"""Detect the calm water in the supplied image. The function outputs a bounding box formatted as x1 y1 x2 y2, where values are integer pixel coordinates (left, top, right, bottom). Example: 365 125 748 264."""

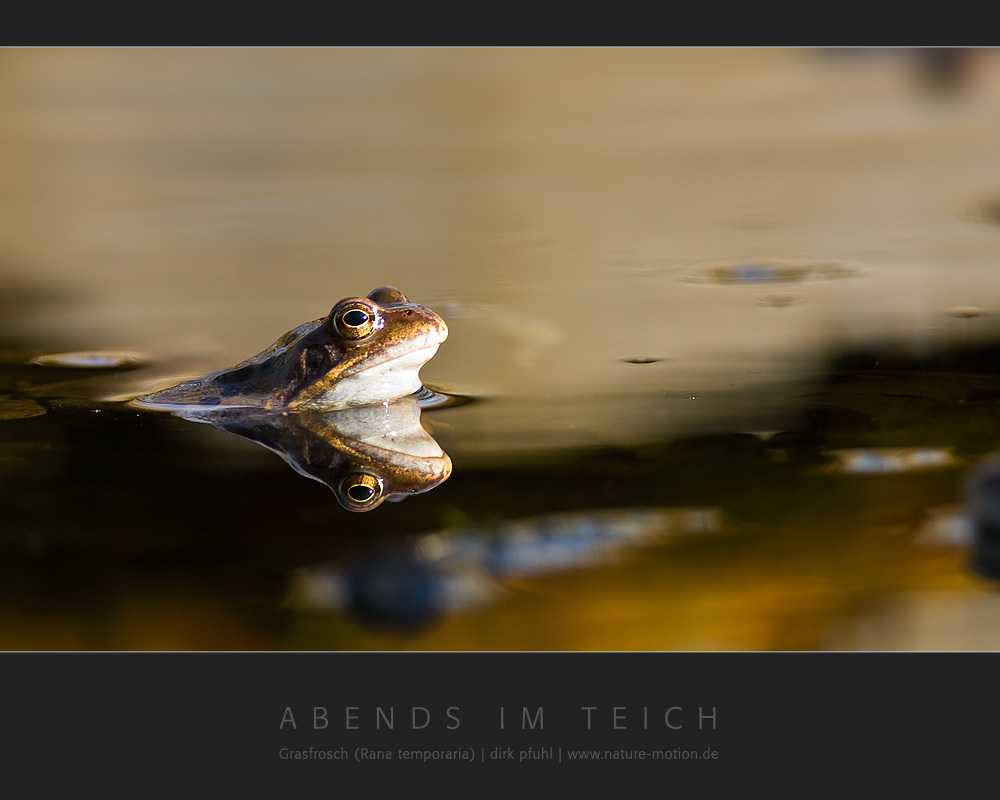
3 48 1000 649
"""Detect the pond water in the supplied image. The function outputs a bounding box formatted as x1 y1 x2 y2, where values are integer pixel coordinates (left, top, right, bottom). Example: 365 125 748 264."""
3 48 1000 649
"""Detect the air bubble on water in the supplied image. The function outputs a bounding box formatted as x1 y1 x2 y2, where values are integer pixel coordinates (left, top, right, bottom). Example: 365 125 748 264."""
31 351 147 369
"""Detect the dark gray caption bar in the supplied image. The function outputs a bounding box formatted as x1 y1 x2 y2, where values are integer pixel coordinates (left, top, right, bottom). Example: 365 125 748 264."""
4 653 997 794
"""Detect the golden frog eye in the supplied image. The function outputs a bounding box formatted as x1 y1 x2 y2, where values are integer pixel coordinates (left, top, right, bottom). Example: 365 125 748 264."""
331 299 380 340
337 472 385 511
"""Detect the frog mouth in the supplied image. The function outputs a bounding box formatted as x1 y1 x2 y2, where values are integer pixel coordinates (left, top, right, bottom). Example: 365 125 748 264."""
294 338 444 410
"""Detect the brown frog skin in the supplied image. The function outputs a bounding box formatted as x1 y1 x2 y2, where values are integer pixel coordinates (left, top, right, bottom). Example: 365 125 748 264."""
135 287 448 411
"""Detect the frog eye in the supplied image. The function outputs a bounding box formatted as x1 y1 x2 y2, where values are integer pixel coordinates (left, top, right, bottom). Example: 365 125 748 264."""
331 299 380 340
337 472 385 511
367 286 408 306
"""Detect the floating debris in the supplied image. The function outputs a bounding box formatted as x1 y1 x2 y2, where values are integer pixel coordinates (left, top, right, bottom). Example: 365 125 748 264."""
755 295 802 309
464 507 723 577
947 306 987 321
620 356 665 365
0 396 46 420
822 447 960 475
681 260 864 286
287 506 726 627
31 351 147 369
973 198 1000 226
913 505 974 548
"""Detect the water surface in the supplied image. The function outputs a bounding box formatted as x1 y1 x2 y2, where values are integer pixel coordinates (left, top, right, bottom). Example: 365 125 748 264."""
3 48 1000 649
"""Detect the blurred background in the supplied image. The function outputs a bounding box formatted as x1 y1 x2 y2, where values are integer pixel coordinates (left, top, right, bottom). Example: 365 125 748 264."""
3 48 1000 650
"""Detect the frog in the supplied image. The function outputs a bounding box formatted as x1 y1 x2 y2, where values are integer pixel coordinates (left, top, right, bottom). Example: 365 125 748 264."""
134 286 448 411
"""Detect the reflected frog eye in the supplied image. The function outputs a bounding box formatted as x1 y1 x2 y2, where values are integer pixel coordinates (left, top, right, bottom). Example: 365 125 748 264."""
337 472 385 511
331 300 380 340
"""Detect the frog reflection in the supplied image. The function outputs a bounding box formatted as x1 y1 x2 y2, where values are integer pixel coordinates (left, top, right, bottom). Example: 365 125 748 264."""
171 395 451 511
135 286 448 411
